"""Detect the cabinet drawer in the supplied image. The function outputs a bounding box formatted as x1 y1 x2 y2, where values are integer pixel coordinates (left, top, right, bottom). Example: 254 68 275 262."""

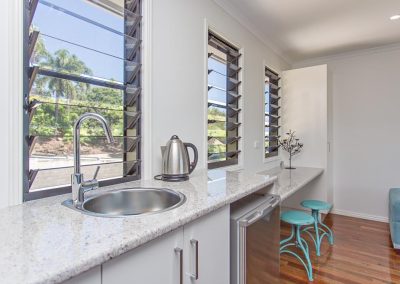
102 228 183 284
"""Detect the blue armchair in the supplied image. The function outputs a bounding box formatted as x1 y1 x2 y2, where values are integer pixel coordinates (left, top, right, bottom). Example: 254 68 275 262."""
389 188 400 249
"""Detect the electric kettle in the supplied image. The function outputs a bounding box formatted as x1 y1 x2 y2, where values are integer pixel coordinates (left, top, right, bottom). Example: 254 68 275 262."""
156 135 198 181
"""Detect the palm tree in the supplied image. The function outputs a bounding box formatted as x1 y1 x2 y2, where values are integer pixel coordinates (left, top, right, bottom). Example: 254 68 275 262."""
32 34 51 64
45 49 93 134
47 49 92 101
31 35 51 97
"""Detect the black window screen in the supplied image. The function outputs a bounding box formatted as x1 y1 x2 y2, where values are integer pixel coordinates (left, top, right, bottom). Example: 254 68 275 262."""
23 0 142 200
207 31 242 169
265 67 280 158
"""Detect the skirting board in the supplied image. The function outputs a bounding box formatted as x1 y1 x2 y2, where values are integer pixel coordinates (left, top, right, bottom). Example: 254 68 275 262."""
331 208 388 223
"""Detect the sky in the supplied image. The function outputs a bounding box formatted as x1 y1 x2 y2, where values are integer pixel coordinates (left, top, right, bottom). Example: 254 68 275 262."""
34 0 232 104
33 0 260 124
34 0 125 82
208 57 228 105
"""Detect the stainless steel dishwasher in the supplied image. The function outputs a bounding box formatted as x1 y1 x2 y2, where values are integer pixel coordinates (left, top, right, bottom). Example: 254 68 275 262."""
231 193 281 284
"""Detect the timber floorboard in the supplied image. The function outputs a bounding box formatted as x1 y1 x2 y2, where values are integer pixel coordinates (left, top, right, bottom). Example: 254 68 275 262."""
279 214 400 284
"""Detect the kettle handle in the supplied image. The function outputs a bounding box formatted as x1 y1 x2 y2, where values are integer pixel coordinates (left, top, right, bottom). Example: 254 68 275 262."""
184 143 198 174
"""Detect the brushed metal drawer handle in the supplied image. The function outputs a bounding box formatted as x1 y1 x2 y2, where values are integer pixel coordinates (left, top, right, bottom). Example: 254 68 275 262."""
174 247 183 284
190 239 199 280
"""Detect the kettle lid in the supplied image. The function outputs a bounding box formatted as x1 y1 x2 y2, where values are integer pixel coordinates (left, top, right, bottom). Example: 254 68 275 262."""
170 135 180 140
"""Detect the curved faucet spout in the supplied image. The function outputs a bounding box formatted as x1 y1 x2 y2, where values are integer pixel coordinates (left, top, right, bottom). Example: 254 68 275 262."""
74 113 115 174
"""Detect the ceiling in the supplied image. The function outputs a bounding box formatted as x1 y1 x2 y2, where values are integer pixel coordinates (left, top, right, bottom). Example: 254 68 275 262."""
215 0 400 63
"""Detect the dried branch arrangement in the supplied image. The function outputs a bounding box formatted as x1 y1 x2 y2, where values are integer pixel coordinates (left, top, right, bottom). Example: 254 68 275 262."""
278 130 303 169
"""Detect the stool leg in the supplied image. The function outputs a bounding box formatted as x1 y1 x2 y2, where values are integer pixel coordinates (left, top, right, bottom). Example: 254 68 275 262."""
280 224 295 246
318 217 334 245
280 225 314 281
296 225 313 281
314 210 334 245
280 225 297 252
303 209 335 256
312 210 322 256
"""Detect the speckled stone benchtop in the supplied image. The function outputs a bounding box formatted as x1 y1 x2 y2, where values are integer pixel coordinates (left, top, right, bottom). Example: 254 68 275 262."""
0 167 322 284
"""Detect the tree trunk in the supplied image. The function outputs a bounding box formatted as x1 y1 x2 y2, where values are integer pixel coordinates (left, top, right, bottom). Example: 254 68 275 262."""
54 90 59 134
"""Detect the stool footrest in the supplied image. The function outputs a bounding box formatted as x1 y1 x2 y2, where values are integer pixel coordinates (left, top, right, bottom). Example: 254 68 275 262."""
279 223 314 281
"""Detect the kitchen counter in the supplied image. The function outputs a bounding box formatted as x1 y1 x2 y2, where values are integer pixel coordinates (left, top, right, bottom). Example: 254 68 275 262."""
0 166 323 284
258 166 324 200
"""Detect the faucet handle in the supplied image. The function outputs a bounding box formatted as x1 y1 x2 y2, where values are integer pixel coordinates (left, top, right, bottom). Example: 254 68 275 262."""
93 166 101 180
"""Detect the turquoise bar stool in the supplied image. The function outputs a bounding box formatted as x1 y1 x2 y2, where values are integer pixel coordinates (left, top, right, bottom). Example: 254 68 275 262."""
301 200 334 257
280 210 315 281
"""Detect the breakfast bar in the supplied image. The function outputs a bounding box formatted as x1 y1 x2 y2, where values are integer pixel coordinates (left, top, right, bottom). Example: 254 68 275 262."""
0 166 323 284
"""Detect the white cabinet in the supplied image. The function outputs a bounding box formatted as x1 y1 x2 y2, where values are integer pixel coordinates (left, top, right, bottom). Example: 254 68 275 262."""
62 266 101 284
102 228 184 284
183 206 230 284
102 206 230 284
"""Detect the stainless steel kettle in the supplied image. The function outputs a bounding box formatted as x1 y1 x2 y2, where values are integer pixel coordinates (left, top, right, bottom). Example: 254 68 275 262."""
159 135 198 181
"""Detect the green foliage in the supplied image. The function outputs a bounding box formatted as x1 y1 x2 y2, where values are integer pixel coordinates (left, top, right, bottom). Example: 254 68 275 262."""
207 107 226 154
30 35 124 144
30 94 124 138
86 87 123 109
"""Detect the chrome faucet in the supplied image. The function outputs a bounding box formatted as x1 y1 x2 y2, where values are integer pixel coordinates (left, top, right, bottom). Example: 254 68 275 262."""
71 113 114 207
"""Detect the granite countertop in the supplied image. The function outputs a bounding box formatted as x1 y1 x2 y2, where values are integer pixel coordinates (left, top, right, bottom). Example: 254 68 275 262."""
0 166 323 284
258 167 324 200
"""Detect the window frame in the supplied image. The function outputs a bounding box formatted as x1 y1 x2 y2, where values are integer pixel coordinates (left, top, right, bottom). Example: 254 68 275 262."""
22 0 143 201
206 30 242 170
264 66 281 160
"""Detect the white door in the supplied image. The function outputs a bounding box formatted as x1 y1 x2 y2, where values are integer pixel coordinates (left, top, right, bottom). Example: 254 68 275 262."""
102 228 184 284
183 206 230 284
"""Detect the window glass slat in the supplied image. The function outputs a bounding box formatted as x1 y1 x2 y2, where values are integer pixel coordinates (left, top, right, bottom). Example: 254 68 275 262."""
24 0 143 199
207 31 241 169
265 67 280 159
29 160 140 190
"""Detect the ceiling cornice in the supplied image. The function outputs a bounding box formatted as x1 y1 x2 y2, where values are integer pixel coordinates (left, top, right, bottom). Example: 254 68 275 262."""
293 41 400 68
213 0 293 66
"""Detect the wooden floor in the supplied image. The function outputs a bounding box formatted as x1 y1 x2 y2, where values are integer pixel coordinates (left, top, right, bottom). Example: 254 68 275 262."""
279 214 400 284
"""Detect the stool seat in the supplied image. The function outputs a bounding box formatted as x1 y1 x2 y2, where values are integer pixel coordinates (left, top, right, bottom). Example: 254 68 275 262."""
301 199 332 211
281 210 314 226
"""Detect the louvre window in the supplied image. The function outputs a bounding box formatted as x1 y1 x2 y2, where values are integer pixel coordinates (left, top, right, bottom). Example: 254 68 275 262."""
264 67 280 158
207 31 242 169
23 0 142 200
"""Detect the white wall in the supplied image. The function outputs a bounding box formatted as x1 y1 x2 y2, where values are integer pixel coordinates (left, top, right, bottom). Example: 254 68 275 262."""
294 45 400 221
0 0 10 208
280 65 329 208
149 0 289 176
0 0 289 207
1 0 24 209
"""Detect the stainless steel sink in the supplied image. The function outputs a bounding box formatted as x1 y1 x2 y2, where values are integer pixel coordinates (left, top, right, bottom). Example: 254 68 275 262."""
62 187 186 217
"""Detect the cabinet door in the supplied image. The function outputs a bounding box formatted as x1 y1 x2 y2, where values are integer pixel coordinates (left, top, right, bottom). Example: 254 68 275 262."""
183 206 230 284
62 266 101 284
102 228 184 284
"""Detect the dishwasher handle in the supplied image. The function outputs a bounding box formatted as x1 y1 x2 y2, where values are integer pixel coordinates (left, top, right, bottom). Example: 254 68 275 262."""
239 196 280 227
266 198 280 212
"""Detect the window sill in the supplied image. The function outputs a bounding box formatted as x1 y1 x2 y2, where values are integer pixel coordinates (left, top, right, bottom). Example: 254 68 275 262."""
263 155 281 165
208 163 243 172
